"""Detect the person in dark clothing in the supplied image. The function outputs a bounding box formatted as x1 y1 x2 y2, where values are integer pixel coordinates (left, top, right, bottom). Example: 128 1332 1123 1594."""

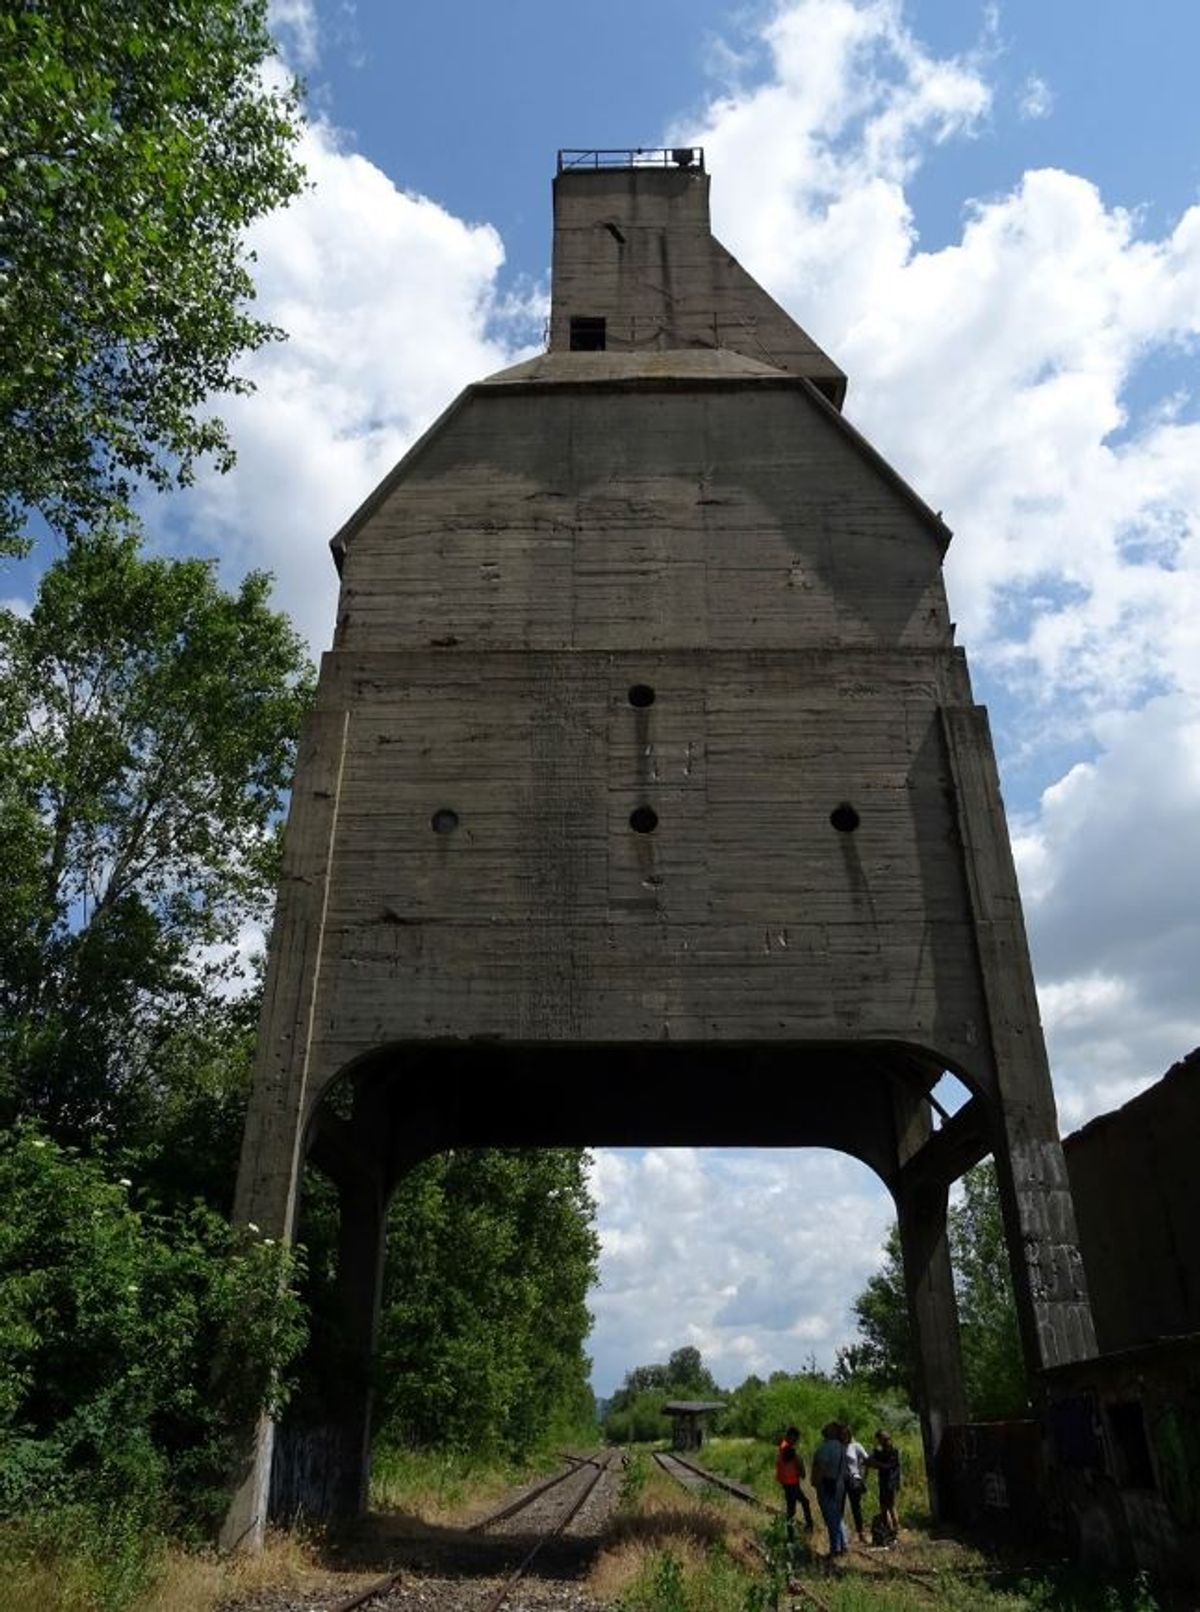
868 1429 901 1537
775 1425 814 1532
811 1422 849 1558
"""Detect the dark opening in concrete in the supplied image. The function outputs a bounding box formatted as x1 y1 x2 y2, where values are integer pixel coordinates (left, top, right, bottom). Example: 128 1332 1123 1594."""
830 803 860 833
1107 1401 1156 1489
628 683 656 708
629 806 658 834
569 316 607 351
430 808 459 834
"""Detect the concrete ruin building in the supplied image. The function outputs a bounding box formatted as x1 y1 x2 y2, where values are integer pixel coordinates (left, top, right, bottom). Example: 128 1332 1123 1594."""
222 149 1096 1546
946 1052 1200 1584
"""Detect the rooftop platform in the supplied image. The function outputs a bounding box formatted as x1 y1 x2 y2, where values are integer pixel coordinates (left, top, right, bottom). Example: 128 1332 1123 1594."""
558 147 704 172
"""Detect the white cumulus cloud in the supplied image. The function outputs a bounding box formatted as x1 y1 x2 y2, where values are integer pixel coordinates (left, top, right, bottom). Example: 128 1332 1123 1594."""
588 1148 891 1394
165 105 535 645
670 0 1200 1129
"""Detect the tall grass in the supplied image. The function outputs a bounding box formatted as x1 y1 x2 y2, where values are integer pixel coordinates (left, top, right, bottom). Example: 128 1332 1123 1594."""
596 1440 1170 1612
0 1521 331 1612
369 1441 566 1522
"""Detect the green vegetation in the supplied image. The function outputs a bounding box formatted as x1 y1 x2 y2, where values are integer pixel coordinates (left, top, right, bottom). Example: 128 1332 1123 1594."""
599 1452 1168 1612
0 527 315 1606
603 1351 921 1521
603 1346 723 1443
0 0 304 552
375 1146 598 1457
0 530 315 1150
369 1442 565 1520
0 1127 305 1608
289 1143 599 1480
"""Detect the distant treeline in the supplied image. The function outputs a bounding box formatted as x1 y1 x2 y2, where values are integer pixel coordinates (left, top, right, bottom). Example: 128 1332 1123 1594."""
601 1348 915 1448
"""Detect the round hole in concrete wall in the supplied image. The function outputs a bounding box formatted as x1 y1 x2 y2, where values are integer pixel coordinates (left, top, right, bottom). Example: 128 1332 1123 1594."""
629 806 659 834
628 683 656 708
431 808 460 834
830 803 860 833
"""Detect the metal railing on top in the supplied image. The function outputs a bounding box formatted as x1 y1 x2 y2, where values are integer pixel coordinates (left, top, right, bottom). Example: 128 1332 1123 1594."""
558 147 704 172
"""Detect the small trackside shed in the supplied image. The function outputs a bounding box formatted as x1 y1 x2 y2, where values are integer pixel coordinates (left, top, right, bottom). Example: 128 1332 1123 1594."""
662 1400 727 1451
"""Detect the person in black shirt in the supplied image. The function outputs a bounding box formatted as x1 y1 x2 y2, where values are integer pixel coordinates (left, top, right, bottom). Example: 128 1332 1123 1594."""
868 1429 900 1538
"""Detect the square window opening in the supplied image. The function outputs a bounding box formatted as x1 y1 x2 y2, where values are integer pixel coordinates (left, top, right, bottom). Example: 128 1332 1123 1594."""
570 316 606 351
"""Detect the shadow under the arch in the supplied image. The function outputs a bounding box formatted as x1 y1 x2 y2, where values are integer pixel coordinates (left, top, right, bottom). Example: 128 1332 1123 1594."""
317 1503 670 1584
308 1036 977 1195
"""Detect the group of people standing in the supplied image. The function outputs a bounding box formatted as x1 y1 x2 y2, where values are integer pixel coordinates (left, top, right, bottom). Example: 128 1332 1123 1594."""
774 1423 900 1558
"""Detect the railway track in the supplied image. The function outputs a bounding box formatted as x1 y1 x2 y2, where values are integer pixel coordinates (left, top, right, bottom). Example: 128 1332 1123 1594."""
319 1448 618 1612
651 1448 770 1510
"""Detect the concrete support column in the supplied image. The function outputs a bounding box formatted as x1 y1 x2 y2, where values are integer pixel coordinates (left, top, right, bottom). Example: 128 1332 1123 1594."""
219 708 351 1551
941 704 1096 1374
896 1179 966 1518
326 1172 389 1519
992 1102 1094 1374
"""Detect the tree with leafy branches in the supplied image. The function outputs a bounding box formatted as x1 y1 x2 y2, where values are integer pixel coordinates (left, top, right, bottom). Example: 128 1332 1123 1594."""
837 1224 914 1397
953 1164 1026 1419
0 0 305 551
368 1147 599 1457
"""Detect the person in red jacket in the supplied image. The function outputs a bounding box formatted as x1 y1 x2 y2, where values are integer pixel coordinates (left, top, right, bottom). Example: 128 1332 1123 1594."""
776 1425 814 1533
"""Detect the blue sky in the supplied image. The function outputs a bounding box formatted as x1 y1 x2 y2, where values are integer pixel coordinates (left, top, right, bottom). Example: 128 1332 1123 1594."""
12 0 1199 1395
302 1 1200 281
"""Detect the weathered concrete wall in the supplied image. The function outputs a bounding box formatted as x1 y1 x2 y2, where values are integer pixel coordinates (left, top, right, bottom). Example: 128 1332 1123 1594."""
305 364 997 1094
1042 1336 1200 1586
1064 1051 1200 1353
938 1421 1044 1537
549 168 846 402
333 363 944 652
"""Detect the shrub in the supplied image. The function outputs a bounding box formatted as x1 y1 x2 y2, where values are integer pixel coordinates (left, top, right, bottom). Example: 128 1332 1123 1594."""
0 1125 306 1547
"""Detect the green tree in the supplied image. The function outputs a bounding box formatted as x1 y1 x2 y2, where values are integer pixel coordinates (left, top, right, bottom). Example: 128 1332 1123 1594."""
719 1367 902 1447
954 1163 1026 1419
0 0 305 550
0 528 315 1144
371 1148 599 1457
666 1346 721 1398
841 1225 914 1397
602 1348 725 1443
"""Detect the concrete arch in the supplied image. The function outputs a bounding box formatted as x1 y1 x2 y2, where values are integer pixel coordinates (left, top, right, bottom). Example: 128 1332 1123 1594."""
302 1035 991 1194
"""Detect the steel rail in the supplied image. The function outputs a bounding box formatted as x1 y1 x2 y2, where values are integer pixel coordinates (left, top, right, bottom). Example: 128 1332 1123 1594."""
322 1568 403 1612
317 1450 610 1612
466 1456 593 1532
652 1449 771 1510
476 1448 615 1612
